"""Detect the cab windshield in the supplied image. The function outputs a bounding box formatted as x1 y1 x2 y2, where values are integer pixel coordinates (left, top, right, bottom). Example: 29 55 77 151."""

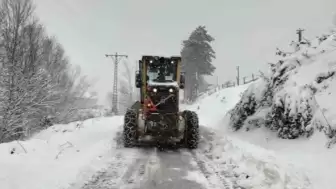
147 61 177 82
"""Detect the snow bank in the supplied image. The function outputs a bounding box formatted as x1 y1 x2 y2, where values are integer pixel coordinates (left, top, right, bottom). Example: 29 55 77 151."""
0 116 123 189
199 134 312 189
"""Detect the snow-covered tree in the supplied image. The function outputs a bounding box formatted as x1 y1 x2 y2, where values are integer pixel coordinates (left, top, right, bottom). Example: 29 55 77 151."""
0 0 94 142
181 26 216 101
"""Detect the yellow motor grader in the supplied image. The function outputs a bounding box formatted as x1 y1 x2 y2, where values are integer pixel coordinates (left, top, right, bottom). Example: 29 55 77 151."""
123 55 199 149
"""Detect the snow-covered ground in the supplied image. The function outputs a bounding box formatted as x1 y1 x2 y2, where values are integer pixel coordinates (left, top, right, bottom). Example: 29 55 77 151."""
187 84 251 127
227 127 334 189
0 117 125 189
0 84 315 189
193 80 336 189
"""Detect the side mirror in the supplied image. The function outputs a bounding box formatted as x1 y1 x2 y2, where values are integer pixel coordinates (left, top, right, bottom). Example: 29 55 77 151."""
180 74 185 89
135 71 141 88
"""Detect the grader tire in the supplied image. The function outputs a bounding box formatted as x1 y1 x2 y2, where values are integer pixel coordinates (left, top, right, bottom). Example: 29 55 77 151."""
183 110 199 149
123 109 138 148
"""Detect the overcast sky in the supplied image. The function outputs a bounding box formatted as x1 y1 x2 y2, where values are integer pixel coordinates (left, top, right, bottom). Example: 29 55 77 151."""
32 0 336 104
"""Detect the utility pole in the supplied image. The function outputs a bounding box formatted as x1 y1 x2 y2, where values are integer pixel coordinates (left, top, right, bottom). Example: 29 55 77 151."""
236 66 240 86
193 72 198 101
105 52 128 115
296 28 305 43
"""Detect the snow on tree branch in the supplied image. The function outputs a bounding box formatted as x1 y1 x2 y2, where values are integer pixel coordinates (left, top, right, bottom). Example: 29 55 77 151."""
0 0 97 143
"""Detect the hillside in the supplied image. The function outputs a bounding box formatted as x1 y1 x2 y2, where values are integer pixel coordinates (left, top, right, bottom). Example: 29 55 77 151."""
184 78 336 189
226 29 336 146
219 29 336 189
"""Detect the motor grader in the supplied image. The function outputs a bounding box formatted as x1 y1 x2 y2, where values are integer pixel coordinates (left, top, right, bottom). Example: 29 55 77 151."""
123 55 199 149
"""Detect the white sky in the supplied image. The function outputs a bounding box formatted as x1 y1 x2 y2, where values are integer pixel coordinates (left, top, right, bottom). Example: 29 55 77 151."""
32 0 336 105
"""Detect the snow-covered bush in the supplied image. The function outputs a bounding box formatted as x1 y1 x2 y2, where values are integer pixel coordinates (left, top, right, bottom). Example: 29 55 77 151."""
229 60 315 139
228 30 336 143
229 79 271 130
229 94 257 130
266 85 316 139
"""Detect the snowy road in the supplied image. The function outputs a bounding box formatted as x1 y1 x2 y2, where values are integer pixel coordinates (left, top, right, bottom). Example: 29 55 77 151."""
78 127 235 189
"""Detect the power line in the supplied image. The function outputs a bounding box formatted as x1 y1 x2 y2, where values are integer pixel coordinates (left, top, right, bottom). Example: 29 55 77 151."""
105 52 128 115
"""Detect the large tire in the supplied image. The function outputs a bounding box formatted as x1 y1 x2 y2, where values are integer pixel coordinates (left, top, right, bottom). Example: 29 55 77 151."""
123 109 138 147
183 110 199 149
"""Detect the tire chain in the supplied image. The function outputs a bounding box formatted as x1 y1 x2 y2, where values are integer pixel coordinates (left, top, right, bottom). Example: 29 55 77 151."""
123 110 137 146
184 110 200 149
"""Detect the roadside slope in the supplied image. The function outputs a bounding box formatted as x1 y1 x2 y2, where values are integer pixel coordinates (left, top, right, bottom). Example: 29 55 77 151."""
187 84 251 127
184 84 312 189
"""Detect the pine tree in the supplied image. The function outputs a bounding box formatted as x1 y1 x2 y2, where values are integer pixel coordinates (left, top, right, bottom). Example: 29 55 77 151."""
181 26 216 101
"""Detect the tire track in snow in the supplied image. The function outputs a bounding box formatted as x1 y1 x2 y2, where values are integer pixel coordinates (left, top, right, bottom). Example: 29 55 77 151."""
121 147 163 189
78 126 235 189
112 148 155 189
78 130 153 189
81 148 152 189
